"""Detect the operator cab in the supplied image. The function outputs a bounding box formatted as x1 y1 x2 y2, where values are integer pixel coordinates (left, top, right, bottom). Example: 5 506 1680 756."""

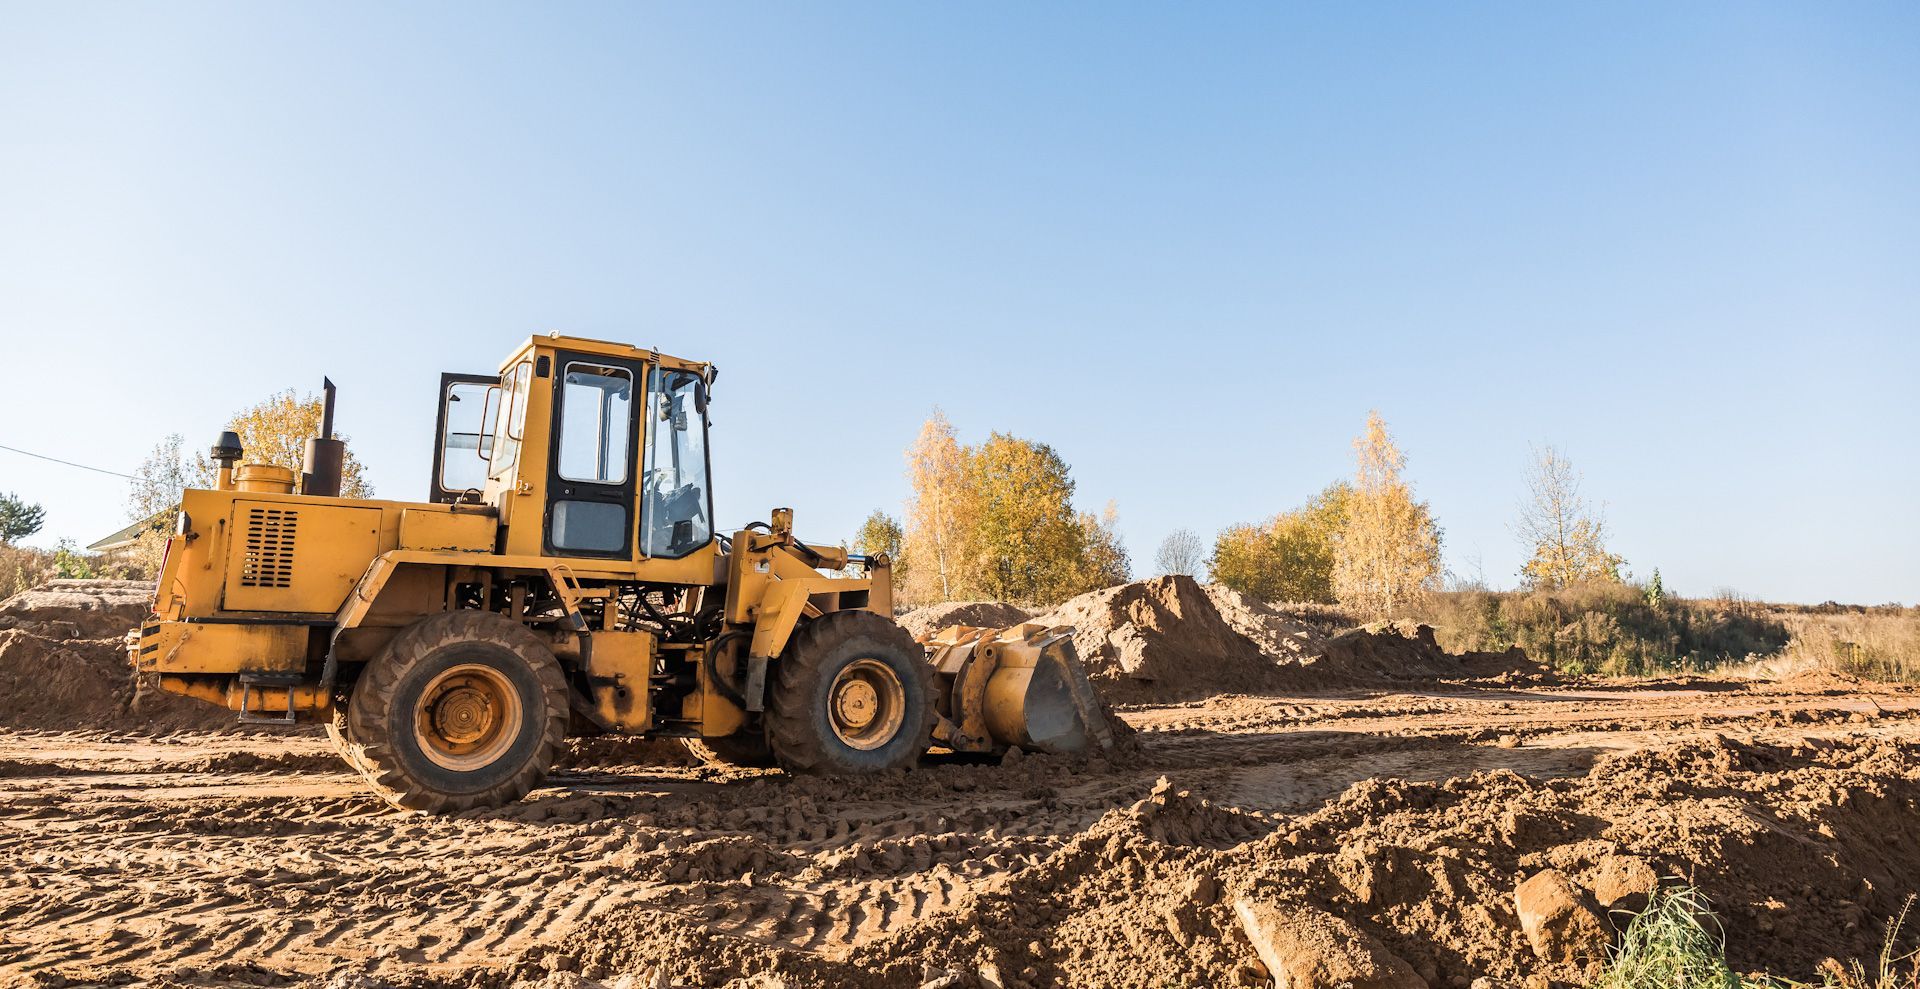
428 336 715 563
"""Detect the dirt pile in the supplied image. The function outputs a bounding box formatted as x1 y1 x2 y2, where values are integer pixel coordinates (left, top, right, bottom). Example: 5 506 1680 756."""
0 578 153 638
1029 577 1549 699
898 601 1033 641
1322 622 1549 685
0 579 232 731
1033 575 1291 698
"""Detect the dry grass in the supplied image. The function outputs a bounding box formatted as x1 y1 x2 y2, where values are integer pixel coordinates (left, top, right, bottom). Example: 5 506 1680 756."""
0 544 56 601
1769 606 1920 683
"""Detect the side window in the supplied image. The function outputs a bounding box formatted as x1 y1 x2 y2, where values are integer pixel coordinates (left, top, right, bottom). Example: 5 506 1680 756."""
438 380 497 494
488 361 532 480
557 363 633 484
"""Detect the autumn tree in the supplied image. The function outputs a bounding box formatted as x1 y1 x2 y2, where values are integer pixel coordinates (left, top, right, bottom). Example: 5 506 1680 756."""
190 389 374 498
1208 481 1350 602
0 492 46 545
1154 528 1204 578
902 409 965 604
1331 411 1441 617
1515 444 1623 590
1077 500 1132 591
963 433 1092 603
900 412 1126 606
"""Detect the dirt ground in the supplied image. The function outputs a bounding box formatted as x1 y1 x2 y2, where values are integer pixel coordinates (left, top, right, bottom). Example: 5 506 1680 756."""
9 674 1920 989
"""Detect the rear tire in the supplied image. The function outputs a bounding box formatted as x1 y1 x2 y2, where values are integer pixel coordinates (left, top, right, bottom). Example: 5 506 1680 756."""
680 732 777 768
345 612 568 813
767 611 934 775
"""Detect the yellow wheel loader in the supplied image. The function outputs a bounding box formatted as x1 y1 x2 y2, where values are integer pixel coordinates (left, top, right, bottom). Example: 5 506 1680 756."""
130 335 1113 812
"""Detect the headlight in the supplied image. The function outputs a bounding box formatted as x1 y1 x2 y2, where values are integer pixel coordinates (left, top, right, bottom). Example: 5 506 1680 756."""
175 511 192 536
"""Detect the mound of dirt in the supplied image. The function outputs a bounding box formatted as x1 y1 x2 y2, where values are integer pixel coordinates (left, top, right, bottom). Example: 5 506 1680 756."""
1031 575 1291 698
1027 577 1550 700
0 578 153 638
1323 622 1549 684
897 601 1033 641
0 579 239 731
1203 584 1331 663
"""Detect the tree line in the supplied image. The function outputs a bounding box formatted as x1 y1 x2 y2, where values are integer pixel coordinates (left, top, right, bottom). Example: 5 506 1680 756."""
864 407 1628 616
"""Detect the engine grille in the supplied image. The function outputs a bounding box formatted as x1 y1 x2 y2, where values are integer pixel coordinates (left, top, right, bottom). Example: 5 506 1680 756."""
239 507 298 588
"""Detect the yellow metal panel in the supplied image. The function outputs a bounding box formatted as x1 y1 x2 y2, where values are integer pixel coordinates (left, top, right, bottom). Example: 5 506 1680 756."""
398 509 496 552
136 622 308 675
585 630 653 731
223 500 382 613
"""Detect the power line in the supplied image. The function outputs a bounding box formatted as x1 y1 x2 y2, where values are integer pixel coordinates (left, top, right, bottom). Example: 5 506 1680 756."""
0 442 140 481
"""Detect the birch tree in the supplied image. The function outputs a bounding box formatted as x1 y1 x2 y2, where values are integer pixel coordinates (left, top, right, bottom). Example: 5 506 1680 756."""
1515 444 1623 589
1331 411 1442 616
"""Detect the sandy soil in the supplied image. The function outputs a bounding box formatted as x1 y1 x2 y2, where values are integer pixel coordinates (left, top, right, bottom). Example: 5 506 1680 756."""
8 675 1920 989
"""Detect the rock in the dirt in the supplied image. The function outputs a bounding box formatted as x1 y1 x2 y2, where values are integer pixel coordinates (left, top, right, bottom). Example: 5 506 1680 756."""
1232 897 1427 989
1514 869 1613 965
1184 870 1220 907
1592 853 1660 916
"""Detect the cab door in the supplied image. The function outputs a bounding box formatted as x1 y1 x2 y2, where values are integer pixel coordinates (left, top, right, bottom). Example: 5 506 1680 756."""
543 352 646 559
428 372 500 504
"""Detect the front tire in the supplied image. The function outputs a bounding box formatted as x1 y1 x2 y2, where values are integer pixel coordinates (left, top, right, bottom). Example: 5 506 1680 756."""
767 611 934 775
345 612 568 813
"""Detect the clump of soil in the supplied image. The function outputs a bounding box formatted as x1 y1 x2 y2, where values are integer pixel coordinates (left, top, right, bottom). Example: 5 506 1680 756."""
898 601 1033 641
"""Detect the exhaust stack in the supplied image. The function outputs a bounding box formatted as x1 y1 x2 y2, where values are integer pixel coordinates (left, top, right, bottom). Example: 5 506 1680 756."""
301 377 346 498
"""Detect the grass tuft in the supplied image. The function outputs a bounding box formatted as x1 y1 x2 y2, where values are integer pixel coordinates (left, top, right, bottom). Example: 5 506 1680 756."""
1595 884 1744 989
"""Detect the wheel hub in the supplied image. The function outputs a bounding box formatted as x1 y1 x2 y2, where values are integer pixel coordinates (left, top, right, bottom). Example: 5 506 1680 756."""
833 679 879 729
413 664 523 772
826 658 907 751
431 684 495 745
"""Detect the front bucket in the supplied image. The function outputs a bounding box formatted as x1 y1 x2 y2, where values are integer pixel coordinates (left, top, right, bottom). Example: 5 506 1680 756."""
977 625 1116 755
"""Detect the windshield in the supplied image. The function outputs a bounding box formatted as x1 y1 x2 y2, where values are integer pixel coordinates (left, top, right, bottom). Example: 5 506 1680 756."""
640 367 713 557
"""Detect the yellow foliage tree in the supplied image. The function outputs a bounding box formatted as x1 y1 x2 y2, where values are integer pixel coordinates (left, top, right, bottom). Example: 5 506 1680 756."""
1077 500 1132 593
1331 411 1441 617
1208 481 1351 602
963 432 1093 604
902 409 965 604
1515 444 1623 589
900 413 1127 606
190 389 374 498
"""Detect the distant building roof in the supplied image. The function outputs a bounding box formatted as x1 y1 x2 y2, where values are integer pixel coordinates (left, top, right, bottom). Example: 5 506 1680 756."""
89 512 165 552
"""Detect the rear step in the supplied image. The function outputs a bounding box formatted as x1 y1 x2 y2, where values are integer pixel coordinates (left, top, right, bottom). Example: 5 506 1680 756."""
235 674 301 725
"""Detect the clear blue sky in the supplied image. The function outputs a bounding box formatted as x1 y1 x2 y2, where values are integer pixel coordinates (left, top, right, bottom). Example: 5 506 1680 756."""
1 3 1915 604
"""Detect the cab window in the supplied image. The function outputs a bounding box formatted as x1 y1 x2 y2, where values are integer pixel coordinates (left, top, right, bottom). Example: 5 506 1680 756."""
488 360 532 481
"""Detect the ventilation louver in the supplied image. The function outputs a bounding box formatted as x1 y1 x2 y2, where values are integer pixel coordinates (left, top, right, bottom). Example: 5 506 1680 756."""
239 507 298 588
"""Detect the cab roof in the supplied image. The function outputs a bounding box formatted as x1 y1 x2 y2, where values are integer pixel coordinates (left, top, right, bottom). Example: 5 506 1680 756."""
500 334 712 376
